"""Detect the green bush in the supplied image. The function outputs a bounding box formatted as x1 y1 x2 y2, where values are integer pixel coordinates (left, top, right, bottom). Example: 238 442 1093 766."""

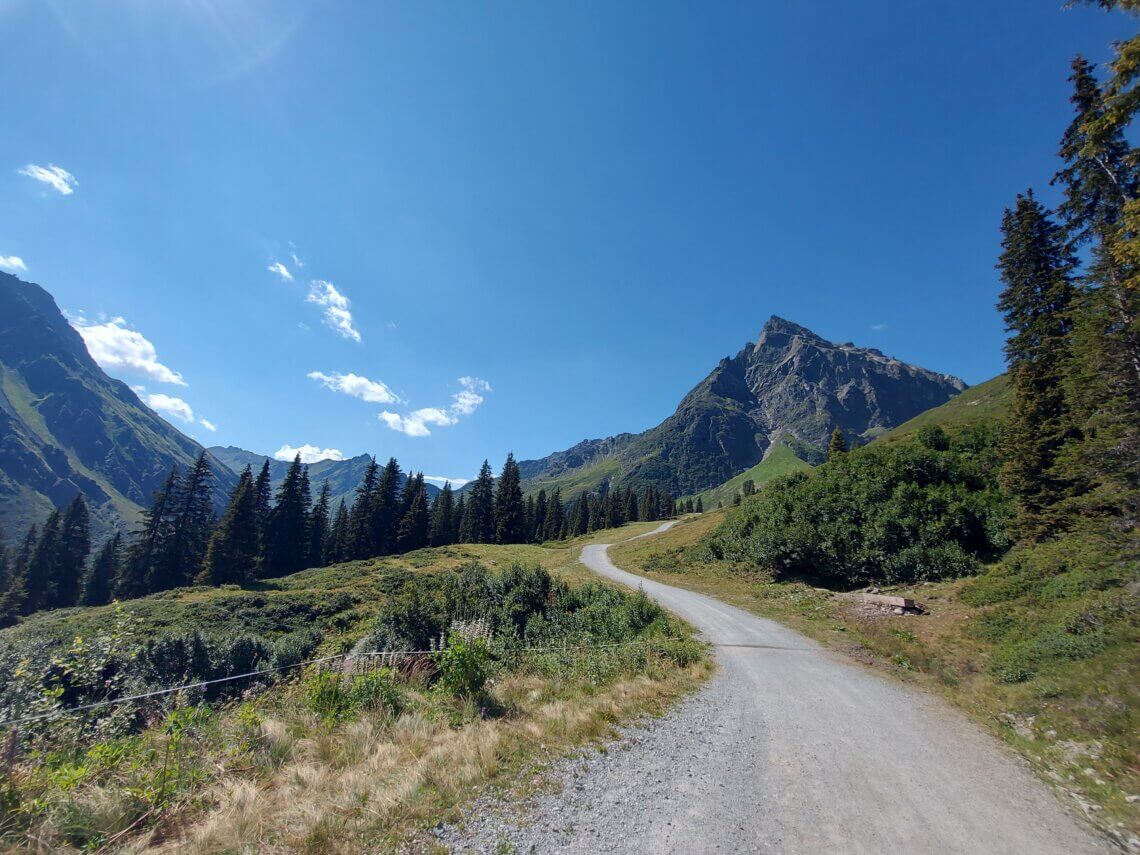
434 633 492 700
703 427 1012 588
307 668 404 721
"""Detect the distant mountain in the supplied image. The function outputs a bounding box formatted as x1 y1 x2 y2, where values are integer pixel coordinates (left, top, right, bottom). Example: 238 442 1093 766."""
0 273 236 542
208 446 440 512
518 316 967 498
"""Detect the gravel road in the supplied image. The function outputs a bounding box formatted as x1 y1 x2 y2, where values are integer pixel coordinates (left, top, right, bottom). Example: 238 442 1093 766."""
441 523 1106 854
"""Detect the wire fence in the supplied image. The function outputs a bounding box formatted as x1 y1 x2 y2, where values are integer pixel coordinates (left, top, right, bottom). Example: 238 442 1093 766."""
0 638 671 731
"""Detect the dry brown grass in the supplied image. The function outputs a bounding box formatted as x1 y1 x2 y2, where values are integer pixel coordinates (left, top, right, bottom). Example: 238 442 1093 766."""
144 660 710 853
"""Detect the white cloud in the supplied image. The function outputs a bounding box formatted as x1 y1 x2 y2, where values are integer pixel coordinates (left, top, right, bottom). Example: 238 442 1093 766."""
289 244 304 268
378 376 491 437
870 323 887 332
424 475 470 488
18 163 78 195
0 255 27 272
71 316 187 386
274 444 345 464
308 370 400 404
307 280 360 342
199 418 218 432
145 393 195 424
267 261 293 281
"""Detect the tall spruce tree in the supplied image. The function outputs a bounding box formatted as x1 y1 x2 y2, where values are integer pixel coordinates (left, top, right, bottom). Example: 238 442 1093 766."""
347 457 379 558
0 526 22 627
453 494 467 543
532 489 549 543
328 499 350 563
253 460 273 539
429 482 455 547
118 466 178 599
466 460 496 543
81 531 121 606
371 458 403 555
397 475 430 552
494 453 526 543
54 494 91 608
1 526 35 623
543 488 564 541
997 191 1079 540
155 453 214 591
263 454 309 576
199 467 260 586
308 480 331 567
23 510 61 613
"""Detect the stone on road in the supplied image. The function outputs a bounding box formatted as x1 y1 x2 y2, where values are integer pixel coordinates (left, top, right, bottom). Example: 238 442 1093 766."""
443 523 1106 854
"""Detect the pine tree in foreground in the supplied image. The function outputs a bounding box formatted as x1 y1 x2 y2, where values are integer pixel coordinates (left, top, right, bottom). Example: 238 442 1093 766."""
997 191 1079 540
199 466 260 586
429 482 455 547
494 453 526 544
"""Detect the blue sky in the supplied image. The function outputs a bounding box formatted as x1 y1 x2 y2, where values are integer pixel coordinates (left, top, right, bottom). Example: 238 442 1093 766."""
0 1 1132 484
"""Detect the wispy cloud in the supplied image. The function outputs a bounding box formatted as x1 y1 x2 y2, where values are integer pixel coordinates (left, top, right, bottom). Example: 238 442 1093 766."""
307 280 360 342
70 315 187 386
378 376 491 437
267 261 293 281
274 444 345 463
308 370 400 404
18 163 78 195
870 323 887 332
144 392 195 423
199 418 218 432
0 255 27 272
424 475 470 488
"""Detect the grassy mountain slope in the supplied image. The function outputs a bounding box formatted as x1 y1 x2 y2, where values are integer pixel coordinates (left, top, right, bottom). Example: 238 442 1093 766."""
687 442 814 509
0 273 236 542
875 374 1011 444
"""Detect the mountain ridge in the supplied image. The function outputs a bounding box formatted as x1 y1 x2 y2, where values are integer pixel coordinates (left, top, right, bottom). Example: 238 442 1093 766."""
516 315 966 498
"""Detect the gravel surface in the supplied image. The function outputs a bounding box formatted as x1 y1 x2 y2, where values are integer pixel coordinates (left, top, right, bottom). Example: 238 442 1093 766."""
439 524 1107 854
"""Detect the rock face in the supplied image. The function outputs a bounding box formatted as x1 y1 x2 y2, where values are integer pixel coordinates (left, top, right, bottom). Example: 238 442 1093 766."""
519 316 966 497
0 273 235 542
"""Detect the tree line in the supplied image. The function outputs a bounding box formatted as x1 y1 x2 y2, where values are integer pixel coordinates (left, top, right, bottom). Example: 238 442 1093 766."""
0 450 681 625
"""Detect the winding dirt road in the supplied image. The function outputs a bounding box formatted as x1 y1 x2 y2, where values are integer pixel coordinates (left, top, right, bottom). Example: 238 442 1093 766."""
447 523 1106 854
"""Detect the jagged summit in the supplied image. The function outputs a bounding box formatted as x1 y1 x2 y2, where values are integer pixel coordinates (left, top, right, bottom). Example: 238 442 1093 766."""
517 316 967 497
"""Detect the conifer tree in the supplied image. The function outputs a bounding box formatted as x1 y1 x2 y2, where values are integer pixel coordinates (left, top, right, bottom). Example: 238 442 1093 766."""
308 480 331 566
23 510 61 613
453 494 467 543
263 454 309 576
0 526 34 624
0 527 22 627
119 466 178 599
328 499 349 563
543 488 565 540
156 453 214 591
660 489 674 519
371 458 403 555
494 454 526 543
253 460 273 541
532 489 549 543
625 488 639 522
347 457 379 558
569 492 589 536
397 476 430 552
53 494 91 608
997 191 1079 540
742 479 756 497
466 460 496 543
81 531 121 606
827 427 849 460
429 482 455 547
199 467 259 586
695 496 704 513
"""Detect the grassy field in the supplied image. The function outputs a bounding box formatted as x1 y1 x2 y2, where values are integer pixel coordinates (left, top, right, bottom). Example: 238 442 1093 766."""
874 374 1011 444
684 443 814 509
0 522 711 853
611 512 1138 848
